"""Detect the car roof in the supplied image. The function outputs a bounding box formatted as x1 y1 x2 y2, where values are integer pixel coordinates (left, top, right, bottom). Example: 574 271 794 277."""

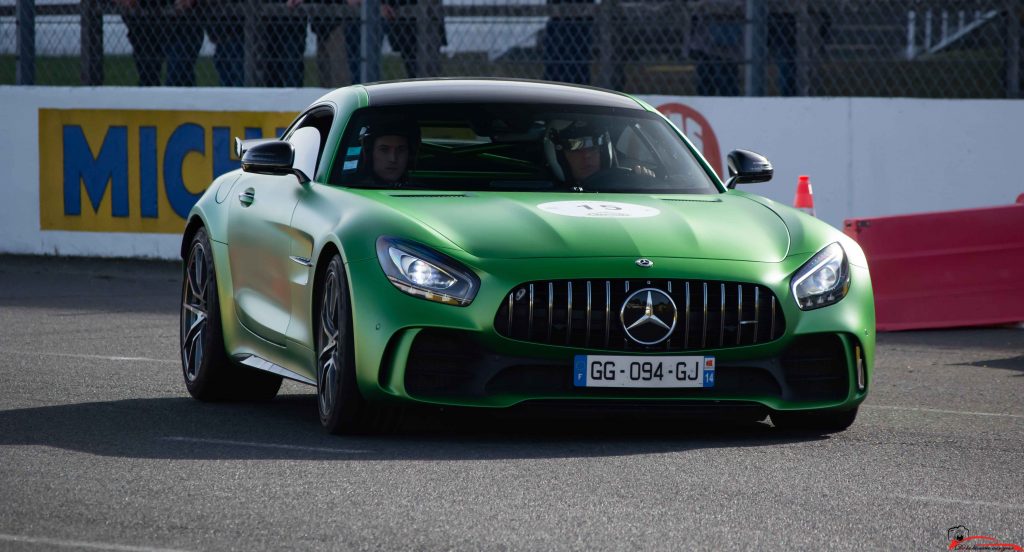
357 78 644 110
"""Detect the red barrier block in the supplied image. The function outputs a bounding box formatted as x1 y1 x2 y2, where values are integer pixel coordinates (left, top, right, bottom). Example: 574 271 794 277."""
844 202 1024 331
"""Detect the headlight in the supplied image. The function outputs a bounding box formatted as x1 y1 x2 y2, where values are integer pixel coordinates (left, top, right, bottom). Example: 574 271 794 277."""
376 237 479 306
791 242 850 310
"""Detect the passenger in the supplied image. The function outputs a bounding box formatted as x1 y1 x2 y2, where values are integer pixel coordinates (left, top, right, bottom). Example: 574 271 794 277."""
356 121 421 185
544 121 655 185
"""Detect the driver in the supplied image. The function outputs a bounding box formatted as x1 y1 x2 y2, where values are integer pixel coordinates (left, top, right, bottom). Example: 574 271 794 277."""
545 121 655 184
357 120 421 186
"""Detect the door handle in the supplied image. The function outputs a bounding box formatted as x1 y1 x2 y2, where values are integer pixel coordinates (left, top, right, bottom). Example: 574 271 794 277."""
238 189 255 207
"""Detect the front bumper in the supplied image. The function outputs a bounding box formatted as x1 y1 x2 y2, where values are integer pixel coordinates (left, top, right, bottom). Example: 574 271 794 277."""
345 255 875 412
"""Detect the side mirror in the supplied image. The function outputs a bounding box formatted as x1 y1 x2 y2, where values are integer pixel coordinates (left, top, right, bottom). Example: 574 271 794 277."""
726 149 773 189
240 140 310 184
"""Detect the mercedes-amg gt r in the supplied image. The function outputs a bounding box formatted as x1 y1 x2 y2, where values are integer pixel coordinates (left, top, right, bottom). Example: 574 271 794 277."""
179 79 874 434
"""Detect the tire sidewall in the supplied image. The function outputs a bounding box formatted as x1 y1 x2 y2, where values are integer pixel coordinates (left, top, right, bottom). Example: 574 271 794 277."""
316 254 363 432
180 227 228 398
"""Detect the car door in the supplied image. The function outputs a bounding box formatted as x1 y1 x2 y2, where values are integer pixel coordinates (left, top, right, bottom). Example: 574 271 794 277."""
226 107 334 346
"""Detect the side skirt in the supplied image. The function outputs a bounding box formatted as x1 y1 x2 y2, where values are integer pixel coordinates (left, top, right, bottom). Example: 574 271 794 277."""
238 355 316 386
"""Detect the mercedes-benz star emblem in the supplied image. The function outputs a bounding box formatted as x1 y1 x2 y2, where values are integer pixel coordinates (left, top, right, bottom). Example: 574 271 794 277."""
620 288 677 345
635 258 654 268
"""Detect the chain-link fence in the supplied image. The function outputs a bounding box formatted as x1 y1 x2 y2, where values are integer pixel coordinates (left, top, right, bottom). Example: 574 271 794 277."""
2 0 1021 97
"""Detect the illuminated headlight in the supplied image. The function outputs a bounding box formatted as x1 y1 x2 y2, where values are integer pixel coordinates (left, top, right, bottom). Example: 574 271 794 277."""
791 242 850 310
376 237 479 306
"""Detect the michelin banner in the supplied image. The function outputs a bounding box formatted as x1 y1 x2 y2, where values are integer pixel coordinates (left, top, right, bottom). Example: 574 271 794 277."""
40 109 294 234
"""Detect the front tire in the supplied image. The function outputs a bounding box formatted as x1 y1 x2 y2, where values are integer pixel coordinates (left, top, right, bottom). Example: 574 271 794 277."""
180 227 282 401
315 254 367 434
315 254 401 434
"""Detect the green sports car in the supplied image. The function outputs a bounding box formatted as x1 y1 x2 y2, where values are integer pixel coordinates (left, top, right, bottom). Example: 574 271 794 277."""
179 79 874 434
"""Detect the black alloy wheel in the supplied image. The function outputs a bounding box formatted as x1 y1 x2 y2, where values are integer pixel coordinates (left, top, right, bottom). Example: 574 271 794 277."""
180 227 281 401
315 253 401 434
316 254 364 433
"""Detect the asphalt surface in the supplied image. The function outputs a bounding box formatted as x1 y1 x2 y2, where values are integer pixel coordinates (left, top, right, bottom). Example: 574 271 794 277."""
0 255 1021 551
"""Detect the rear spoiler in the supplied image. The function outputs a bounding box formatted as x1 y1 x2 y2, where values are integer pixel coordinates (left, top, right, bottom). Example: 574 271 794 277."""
235 137 276 158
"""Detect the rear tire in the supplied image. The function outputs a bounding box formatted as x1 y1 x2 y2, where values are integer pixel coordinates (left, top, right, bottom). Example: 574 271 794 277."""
771 407 859 432
180 227 282 401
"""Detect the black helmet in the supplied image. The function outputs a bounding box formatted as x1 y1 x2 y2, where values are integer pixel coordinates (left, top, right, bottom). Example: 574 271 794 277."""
359 119 421 150
543 121 614 182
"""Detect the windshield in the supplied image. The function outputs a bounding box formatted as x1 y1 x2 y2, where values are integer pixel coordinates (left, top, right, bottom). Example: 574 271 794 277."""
329 103 719 194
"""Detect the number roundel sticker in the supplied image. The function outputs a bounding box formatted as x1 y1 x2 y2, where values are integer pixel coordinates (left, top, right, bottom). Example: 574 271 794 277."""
536 201 660 218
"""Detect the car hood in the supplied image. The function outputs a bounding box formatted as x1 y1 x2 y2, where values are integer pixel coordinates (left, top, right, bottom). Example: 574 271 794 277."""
375 191 791 262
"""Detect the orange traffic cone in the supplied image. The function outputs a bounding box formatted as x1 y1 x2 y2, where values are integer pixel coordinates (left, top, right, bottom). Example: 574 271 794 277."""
794 175 815 217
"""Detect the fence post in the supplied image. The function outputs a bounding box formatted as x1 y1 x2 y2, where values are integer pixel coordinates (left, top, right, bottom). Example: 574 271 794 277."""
243 0 258 86
595 0 616 89
16 0 35 85
744 0 765 96
1009 0 1021 98
415 0 442 78
361 0 381 82
80 0 103 85
794 0 810 96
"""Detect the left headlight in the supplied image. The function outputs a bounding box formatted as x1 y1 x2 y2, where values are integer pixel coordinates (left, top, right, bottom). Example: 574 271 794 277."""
376 237 480 306
791 242 850 310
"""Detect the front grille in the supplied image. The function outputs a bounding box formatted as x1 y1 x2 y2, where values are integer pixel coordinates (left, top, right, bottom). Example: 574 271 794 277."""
494 279 785 352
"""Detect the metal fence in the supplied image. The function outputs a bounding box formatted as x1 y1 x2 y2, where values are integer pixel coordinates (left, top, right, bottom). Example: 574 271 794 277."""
2 0 1021 97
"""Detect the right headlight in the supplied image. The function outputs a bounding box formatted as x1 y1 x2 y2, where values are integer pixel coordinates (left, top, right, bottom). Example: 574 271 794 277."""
791 242 850 310
376 236 479 306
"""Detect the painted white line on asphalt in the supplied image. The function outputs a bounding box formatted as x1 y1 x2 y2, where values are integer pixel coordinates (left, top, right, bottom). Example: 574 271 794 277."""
0 350 177 364
894 495 1024 510
864 405 1024 420
0 533 190 552
162 436 368 454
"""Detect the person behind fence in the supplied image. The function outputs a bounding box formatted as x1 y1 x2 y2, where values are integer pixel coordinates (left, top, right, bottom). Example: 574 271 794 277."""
307 0 357 86
543 0 594 85
689 0 742 96
202 0 245 86
114 0 203 86
355 120 420 185
307 0 366 85
330 0 446 83
257 0 309 87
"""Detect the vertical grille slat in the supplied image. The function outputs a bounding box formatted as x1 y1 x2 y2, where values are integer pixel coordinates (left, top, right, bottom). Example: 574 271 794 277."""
684 281 691 350
528 283 534 339
604 281 611 348
507 292 514 333
546 282 554 343
753 287 761 344
736 284 743 345
719 283 726 347
566 281 573 345
701 282 709 349
666 281 673 348
495 278 784 352
585 281 592 347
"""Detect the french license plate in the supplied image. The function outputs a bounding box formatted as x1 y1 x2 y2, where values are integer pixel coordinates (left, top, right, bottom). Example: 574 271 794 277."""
573 355 715 388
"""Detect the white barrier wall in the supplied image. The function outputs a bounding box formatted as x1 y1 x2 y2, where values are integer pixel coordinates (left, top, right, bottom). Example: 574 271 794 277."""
1 86 1021 259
